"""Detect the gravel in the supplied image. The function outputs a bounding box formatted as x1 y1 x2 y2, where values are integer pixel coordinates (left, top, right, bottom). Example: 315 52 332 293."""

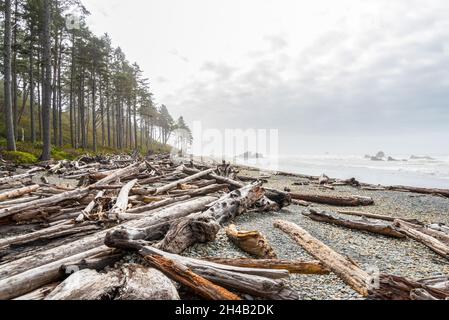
183 168 449 300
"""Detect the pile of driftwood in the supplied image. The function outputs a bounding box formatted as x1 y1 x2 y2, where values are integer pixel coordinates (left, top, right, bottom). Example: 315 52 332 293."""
0 154 447 300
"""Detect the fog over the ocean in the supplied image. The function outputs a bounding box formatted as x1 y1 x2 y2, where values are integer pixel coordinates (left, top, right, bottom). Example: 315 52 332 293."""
83 0 449 156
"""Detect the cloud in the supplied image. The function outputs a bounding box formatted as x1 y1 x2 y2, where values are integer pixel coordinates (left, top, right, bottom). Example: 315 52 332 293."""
161 0 449 154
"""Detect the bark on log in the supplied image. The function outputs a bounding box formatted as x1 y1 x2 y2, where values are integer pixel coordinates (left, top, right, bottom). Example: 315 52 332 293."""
274 219 371 296
204 258 330 275
303 209 406 238
0 185 39 202
393 220 449 260
289 193 374 206
225 224 277 259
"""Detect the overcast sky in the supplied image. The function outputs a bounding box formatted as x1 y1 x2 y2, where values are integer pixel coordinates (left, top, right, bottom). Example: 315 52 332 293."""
81 0 449 155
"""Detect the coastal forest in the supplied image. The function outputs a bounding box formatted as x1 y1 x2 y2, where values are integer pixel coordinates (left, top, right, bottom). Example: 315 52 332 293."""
0 0 192 163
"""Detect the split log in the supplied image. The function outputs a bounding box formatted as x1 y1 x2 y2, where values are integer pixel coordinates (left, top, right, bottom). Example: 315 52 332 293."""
105 233 299 299
46 264 180 300
109 179 138 220
289 192 374 206
204 258 330 275
387 185 449 198
393 220 449 260
274 219 371 296
225 224 277 258
303 209 405 238
0 196 217 300
0 185 39 202
156 184 265 254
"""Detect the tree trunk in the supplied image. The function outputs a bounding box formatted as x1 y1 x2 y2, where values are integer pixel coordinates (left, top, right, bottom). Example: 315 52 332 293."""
274 219 371 296
289 192 374 206
3 0 16 151
225 224 277 258
40 0 52 161
303 209 406 238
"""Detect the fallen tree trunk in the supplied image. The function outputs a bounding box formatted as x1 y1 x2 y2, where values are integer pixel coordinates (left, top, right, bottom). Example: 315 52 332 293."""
225 224 277 258
0 173 33 185
393 220 449 260
204 258 330 275
303 209 405 238
45 264 180 300
0 185 40 202
109 179 138 220
145 255 241 300
0 196 217 299
156 184 265 254
126 195 190 214
105 233 299 299
290 193 374 206
337 210 422 225
387 185 449 198
274 219 371 296
153 168 215 195
0 188 90 220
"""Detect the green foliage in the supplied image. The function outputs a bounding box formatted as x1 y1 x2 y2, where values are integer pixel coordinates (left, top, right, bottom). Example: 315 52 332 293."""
2 151 38 164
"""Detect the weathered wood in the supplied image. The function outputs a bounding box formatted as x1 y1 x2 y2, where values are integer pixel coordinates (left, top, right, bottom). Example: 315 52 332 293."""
0 188 90 220
153 168 216 195
157 184 265 254
0 184 39 202
370 274 449 300
13 283 59 300
393 220 449 260
0 196 217 299
170 184 229 197
204 258 330 275
225 224 277 258
0 173 33 185
46 264 180 300
109 179 138 220
290 193 374 206
126 196 190 214
387 185 449 198
145 255 241 300
274 219 371 296
105 234 299 299
76 191 104 222
337 210 422 225
303 209 406 238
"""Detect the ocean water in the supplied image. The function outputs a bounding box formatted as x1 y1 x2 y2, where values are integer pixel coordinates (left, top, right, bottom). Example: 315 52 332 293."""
233 154 449 189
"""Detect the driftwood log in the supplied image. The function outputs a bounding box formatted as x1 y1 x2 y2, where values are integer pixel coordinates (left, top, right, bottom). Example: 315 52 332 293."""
303 209 405 238
104 232 299 300
156 184 265 254
45 264 180 300
393 220 449 260
274 219 371 296
204 258 330 275
225 224 277 259
289 193 374 206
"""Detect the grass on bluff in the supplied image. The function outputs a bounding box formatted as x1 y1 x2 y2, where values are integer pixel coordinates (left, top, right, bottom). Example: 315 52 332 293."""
0 81 172 164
